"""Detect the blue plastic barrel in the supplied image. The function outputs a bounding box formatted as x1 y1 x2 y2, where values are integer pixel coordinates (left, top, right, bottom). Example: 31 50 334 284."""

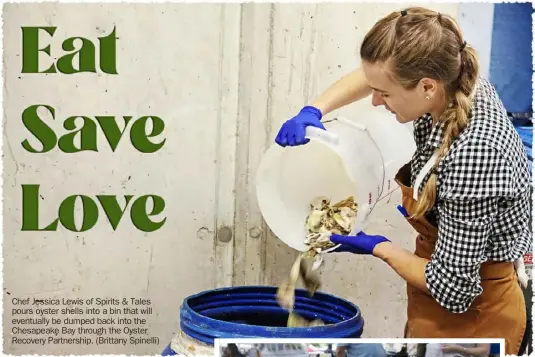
161 285 364 354
161 343 176 356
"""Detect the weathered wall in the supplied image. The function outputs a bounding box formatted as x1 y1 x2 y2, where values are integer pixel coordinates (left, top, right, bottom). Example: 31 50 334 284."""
3 2 459 355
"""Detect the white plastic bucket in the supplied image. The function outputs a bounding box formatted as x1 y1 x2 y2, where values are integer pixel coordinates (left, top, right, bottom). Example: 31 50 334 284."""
255 113 416 252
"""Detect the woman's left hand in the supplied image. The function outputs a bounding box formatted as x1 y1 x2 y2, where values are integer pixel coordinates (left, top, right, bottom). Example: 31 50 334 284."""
329 232 390 255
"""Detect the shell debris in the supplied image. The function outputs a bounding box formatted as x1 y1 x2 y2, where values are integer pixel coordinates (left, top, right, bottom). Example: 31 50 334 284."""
276 195 358 327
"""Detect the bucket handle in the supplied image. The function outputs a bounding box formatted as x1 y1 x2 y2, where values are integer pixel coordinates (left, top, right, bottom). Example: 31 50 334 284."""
305 126 339 145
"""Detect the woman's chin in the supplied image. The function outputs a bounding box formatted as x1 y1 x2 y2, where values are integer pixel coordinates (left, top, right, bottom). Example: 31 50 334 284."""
394 113 405 122
394 113 413 123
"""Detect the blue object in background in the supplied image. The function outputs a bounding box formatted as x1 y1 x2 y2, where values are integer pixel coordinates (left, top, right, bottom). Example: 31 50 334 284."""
490 343 501 354
489 3 533 114
488 3 533 175
516 125 533 161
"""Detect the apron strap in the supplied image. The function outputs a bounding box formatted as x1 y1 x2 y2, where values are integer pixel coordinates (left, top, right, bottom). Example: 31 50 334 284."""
413 150 440 201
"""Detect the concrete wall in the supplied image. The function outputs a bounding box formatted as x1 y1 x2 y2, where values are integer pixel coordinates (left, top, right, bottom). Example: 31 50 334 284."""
3 2 461 355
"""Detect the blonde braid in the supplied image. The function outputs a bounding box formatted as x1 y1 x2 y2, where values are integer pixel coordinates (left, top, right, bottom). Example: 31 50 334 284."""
411 42 479 219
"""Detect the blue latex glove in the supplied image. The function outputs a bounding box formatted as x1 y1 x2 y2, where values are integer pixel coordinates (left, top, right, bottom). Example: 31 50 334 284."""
329 232 391 255
275 106 325 147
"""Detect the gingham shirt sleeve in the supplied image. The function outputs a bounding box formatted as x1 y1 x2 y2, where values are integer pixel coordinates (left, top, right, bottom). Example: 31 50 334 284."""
424 139 513 313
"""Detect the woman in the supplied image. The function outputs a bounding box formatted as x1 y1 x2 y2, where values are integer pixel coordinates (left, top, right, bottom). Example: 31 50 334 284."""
274 7 529 355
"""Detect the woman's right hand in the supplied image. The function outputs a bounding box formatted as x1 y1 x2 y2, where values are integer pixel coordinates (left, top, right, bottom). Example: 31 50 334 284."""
274 106 325 147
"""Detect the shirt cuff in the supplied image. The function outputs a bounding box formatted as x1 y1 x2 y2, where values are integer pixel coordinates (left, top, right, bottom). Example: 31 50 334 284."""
424 259 483 313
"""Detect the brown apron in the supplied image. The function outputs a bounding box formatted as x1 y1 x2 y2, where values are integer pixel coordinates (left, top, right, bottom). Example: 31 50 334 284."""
394 162 526 355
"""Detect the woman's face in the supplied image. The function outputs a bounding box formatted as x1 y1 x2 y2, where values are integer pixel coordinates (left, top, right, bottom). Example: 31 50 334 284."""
362 60 437 123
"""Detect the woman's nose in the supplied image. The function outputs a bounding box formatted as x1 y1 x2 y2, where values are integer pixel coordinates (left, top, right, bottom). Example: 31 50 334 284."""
371 91 384 107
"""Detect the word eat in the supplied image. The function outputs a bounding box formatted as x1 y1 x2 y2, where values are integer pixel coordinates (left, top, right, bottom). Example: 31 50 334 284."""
21 26 118 74
21 185 166 232
21 104 165 153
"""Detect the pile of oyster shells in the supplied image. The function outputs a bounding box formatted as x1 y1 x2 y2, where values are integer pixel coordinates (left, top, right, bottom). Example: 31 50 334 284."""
276 195 358 327
303 196 358 258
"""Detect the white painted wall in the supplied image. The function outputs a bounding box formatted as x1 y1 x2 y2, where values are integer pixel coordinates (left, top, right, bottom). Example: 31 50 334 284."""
4 3 465 355
457 3 494 79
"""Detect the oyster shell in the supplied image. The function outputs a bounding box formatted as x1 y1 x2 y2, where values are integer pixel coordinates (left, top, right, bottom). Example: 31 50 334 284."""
276 279 295 311
309 196 331 210
299 257 322 296
276 254 302 311
303 195 358 257
276 195 358 328
287 312 325 327
332 196 358 211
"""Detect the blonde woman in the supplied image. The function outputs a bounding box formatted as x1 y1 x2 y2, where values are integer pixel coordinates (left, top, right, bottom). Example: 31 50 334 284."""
274 7 529 355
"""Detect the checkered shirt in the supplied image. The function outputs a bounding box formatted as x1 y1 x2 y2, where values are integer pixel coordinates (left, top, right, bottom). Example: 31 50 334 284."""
411 77 532 313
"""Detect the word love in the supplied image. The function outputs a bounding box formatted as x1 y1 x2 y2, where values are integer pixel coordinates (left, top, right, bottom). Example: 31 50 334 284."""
21 185 166 232
21 104 165 153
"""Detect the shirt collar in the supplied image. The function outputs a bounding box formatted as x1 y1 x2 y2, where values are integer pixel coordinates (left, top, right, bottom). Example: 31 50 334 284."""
414 113 445 151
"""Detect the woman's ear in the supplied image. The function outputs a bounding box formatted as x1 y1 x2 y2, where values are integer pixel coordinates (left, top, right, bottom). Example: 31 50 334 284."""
420 77 439 100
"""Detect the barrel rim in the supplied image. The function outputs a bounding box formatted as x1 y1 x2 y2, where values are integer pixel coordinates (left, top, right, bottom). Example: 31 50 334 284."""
179 285 364 342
